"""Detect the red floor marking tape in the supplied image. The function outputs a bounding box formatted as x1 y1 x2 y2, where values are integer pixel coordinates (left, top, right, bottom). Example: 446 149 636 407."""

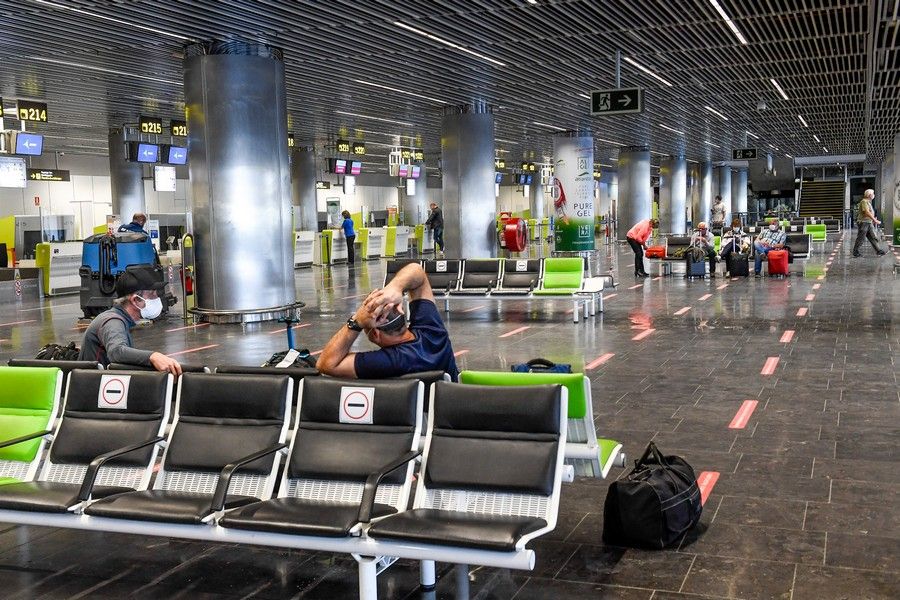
760 356 780 375
499 325 530 338
816 275 825 280
459 304 486 313
310 349 323 356
652 276 661 281
728 400 759 429
453 349 469 357
812 283 821 290
674 306 691 315
797 307 808 316
0 319 37 327
631 328 656 341
697 471 720 505
167 344 219 357
780 329 795 343
268 323 311 335
716 284 728 290
805 294 815 301
627 283 643 290
698 293 712 301
585 352 615 370
603 293 617 300
165 323 211 333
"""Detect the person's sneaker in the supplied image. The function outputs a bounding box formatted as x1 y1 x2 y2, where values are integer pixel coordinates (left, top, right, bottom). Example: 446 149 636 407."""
710 273 716 278
852 252 862 257
754 273 762 278
877 250 887 256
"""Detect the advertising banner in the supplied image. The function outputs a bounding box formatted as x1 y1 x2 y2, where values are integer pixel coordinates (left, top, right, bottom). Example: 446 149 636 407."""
552 135 595 251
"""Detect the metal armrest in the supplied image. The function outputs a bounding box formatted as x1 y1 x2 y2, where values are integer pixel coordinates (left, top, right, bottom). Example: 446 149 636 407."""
528 279 536 293
0 430 52 450
357 449 422 524
210 443 288 512
77 436 165 501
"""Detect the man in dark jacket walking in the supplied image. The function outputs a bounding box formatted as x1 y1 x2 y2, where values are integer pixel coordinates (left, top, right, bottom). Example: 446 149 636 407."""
425 202 444 255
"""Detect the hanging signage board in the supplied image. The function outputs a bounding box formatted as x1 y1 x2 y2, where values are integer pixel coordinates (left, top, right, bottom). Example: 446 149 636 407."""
27 168 70 182
590 87 643 116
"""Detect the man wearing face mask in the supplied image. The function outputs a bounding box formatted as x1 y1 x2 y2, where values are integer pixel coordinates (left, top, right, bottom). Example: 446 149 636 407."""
79 266 182 374
753 221 787 277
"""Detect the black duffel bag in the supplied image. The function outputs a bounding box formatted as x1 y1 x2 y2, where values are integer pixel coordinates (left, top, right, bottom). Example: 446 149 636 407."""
602 442 702 549
510 358 572 374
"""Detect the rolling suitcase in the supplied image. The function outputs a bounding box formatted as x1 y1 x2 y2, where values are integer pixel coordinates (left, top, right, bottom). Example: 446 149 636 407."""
727 252 749 277
686 254 706 278
767 249 789 276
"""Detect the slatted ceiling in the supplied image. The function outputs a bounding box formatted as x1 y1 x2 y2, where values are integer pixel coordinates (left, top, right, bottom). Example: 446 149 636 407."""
0 1 895 168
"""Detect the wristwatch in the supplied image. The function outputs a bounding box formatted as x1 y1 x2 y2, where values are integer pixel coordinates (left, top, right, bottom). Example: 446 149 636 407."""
346 316 363 332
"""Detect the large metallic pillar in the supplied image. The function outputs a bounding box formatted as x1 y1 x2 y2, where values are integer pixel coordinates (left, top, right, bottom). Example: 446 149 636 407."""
617 146 651 240
699 161 713 223
889 134 899 245
290 145 318 232
716 166 732 223
529 178 545 220
553 132 594 251
658 155 687 234
400 161 429 224
440 103 496 257
108 128 145 220
731 167 748 221
184 41 296 322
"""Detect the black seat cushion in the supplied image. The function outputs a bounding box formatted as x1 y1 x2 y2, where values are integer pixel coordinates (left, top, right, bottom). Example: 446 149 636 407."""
84 490 258 524
367 509 547 551
220 497 397 537
0 481 133 513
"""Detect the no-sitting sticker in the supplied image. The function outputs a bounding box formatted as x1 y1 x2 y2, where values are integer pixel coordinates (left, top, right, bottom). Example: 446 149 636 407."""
339 386 375 424
98 374 131 409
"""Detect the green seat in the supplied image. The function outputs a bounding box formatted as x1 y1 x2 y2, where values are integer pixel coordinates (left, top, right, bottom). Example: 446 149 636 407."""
533 258 583 295
713 235 721 253
0 366 62 484
804 224 827 242
458 370 623 478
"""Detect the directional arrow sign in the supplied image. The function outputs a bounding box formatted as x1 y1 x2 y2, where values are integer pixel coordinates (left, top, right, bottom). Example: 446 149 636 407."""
590 87 644 116
732 148 759 160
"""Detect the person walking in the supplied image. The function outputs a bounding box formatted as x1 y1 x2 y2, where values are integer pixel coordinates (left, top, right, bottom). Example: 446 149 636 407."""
852 189 887 258
340 210 356 264
625 218 659 278
425 202 444 256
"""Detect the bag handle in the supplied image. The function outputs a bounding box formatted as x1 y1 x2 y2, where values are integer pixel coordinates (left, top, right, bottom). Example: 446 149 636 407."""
637 442 668 467
526 358 557 369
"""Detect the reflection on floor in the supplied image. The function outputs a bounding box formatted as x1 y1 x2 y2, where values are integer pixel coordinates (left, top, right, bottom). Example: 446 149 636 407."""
0 234 897 599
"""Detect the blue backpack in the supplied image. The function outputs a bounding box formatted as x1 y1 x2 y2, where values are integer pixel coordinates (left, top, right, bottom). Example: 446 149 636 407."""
511 358 572 374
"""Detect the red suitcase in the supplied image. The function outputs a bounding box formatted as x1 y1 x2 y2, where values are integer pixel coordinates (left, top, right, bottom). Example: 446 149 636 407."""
767 249 789 275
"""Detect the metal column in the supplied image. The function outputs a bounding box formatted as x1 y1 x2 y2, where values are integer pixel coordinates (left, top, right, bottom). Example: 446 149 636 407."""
108 128 145 220
699 161 713 224
290 145 318 232
616 146 651 240
184 41 297 323
731 167 748 221
658 155 686 234
440 103 496 258
716 166 732 223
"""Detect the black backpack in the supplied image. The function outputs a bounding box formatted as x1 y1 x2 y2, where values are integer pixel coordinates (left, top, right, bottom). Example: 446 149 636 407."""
510 358 572 374
262 348 317 369
35 342 81 361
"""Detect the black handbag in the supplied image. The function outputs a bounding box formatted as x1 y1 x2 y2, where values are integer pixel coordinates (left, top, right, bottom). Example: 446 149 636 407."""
602 442 702 549
510 358 572 373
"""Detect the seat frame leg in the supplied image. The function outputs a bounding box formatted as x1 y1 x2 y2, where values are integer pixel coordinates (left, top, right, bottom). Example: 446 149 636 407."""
420 560 436 589
357 556 379 600
573 300 579 323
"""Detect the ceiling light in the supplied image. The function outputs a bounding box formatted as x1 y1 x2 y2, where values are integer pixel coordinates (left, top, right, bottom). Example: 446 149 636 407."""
599 163 613 168
334 111 415 127
659 123 685 135
704 106 729 121
33 0 192 40
595 137 625 146
797 114 808 127
394 21 506 67
526 0 538 4
27 56 179 85
813 134 821 142
822 147 829 152
770 78 789 100
353 79 446 104
532 121 567 131
578 93 591 99
785 153 793 158
708 0 748 45
650 150 667 156
745 131 759 139
623 57 674 87
704 140 721 148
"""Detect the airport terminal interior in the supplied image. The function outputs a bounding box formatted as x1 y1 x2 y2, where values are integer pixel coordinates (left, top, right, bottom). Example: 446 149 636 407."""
0 1 898 599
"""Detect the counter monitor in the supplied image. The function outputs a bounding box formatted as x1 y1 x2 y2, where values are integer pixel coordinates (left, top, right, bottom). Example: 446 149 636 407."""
350 161 362 175
14 132 43 156
167 145 187 165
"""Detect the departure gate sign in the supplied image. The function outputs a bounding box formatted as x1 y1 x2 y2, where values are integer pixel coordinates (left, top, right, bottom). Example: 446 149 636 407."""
16 100 48 122
336 139 351 153
140 116 163 134
352 142 366 155
171 120 187 137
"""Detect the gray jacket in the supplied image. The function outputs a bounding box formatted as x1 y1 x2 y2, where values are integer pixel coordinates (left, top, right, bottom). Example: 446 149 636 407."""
78 306 153 367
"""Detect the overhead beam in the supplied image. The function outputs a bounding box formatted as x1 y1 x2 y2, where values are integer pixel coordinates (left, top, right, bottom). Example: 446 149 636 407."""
793 154 866 166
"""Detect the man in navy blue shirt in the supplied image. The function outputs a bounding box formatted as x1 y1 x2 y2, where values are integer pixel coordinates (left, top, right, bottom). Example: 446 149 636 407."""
317 263 459 380
118 212 148 234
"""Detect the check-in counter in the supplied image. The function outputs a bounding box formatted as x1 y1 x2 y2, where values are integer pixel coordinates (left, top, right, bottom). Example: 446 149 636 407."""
0 268 42 303
35 242 81 296
384 226 411 257
414 224 434 254
294 231 315 268
317 229 349 265
358 228 384 260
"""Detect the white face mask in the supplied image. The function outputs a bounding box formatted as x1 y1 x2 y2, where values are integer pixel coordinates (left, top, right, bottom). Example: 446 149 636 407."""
136 296 163 319
769 224 778 231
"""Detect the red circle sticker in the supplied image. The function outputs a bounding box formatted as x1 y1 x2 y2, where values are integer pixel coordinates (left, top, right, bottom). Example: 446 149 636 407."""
101 378 126 405
342 391 370 421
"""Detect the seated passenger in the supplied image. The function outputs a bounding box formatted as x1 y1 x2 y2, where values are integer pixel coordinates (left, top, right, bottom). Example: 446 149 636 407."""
317 262 459 380
719 217 751 273
753 221 787 277
78 267 182 375
689 222 717 278
118 212 148 235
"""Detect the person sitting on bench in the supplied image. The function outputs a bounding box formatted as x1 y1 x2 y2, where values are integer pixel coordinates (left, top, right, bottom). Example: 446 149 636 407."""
690 222 718 278
317 262 459 380
719 217 751 273
753 221 787 276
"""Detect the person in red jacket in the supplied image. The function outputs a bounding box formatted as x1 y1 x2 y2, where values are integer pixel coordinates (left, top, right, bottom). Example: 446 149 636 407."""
626 218 659 278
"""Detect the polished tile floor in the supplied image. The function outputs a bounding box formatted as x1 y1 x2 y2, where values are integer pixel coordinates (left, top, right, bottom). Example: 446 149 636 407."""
0 232 897 599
